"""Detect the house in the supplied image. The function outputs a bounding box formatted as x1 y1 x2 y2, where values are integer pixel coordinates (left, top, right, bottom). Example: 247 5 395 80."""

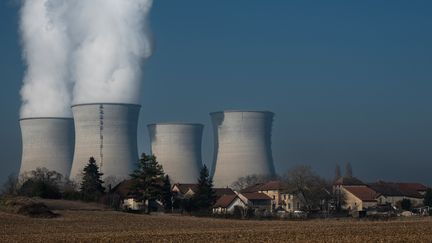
111 179 144 211
369 181 426 207
172 183 235 201
214 187 236 198
397 183 428 196
212 194 248 214
280 191 304 212
111 179 166 212
333 177 371 211
241 180 304 212
341 185 378 211
239 192 272 212
171 183 198 199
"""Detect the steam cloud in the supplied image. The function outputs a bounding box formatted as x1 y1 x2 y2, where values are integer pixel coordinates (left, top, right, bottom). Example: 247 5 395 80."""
19 0 153 118
20 0 72 118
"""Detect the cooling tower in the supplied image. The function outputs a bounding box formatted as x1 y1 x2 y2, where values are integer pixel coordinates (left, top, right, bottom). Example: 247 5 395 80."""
148 123 203 183
211 111 275 187
70 103 140 182
19 118 75 177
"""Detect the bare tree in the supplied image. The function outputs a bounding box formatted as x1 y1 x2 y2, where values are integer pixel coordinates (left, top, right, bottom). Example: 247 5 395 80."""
18 167 63 199
1 173 18 196
231 174 275 191
284 165 330 211
29 167 63 184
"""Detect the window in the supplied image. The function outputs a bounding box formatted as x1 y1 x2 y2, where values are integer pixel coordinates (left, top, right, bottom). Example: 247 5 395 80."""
288 203 291 209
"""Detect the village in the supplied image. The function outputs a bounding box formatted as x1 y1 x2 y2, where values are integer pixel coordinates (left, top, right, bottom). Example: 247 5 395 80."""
113 163 432 219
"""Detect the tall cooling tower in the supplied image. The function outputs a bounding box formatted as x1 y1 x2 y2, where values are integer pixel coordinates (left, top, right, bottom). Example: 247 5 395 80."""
211 111 275 187
148 123 203 183
70 103 140 182
19 118 75 177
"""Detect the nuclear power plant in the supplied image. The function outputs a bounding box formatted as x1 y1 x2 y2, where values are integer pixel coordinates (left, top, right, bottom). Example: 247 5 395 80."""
210 111 275 187
19 117 75 177
18 107 276 186
69 103 141 182
148 123 203 183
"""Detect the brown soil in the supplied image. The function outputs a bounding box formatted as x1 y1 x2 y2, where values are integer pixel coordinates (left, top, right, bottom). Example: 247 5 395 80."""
0 206 431 242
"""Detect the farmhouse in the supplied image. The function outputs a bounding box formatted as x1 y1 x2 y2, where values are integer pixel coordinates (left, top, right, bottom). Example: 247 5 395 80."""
172 183 235 201
111 179 144 210
241 180 304 212
369 181 427 207
239 192 272 212
212 194 248 214
172 183 198 199
340 185 378 211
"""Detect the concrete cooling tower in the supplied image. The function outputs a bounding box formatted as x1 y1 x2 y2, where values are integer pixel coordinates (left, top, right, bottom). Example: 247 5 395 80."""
69 103 140 182
211 111 275 187
148 123 203 184
19 118 75 177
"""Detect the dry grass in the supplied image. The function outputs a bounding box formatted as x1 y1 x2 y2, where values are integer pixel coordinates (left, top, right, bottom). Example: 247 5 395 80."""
0 209 431 242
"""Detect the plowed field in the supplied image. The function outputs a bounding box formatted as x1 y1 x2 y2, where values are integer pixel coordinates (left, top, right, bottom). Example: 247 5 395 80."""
1 210 431 242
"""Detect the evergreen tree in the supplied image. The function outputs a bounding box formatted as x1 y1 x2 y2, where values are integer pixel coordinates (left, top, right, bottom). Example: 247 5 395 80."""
334 164 341 181
345 162 353 178
424 188 432 207
129 153 165 213
161 175 173 212
80 157 105 201
192 165 216 212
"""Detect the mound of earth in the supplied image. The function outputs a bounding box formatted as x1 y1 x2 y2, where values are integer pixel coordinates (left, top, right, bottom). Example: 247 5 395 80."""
0 196 59 218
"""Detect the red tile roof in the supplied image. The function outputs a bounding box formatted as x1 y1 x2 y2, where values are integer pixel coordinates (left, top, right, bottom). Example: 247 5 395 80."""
369 181 426 199
241 183 265 193
397 183 428 193
213 195 240 208
111 179 138 198
241 192 272 201
214 188 235 198
259 180 289 191
368 183 401 197
241 180 290 193
172 183 198 194
343 186 378 202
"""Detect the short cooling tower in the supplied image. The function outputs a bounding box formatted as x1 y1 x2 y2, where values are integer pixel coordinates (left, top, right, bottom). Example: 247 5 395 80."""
19 118 75 177
148 123 203 183
211 111 275 187
69 103 140 182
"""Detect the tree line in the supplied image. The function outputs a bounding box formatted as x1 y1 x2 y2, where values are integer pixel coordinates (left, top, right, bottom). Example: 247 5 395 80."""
0 153 218 215
2 159 432 215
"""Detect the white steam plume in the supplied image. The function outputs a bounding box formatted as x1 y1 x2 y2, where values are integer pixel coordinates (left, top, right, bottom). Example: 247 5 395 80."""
19 0 72 118
67 0 153 105
19 0 153 118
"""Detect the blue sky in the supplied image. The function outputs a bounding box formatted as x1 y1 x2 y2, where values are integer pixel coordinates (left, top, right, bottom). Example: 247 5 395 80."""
1 0 431 185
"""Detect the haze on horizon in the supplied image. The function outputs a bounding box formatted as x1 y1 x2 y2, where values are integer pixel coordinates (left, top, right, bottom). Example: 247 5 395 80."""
0 1 431 185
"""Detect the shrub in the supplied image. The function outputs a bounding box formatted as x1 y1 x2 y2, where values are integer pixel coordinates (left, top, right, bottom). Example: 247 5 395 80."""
19 179 61 199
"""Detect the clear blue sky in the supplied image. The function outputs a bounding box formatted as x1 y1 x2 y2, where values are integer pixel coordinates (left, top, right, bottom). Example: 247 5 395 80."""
1 0 431 185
